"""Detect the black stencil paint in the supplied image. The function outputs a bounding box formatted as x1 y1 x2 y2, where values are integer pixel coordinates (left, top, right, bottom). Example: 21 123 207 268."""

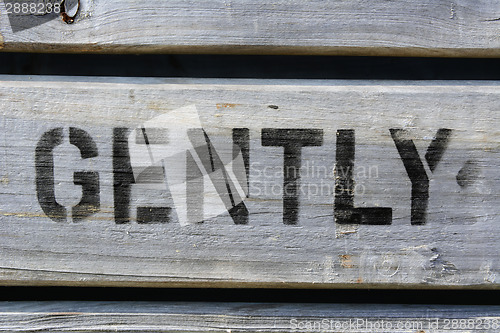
37 126 453 226
261 129 323 225
390 129 429 225
187 128 249 224
390 128 452 225
136 207 171 224
113 127 173 224
335 130 392 225
36 128 66 222
425 128 453 173
72 171 100 222
69 127 98 160
69 127 100 221
232 128 250 197
456 159 481 188
112 128 136 224
36 127 100 222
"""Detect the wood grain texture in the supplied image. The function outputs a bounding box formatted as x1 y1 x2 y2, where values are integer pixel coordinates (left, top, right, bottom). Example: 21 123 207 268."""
0 76 499 288
0 302 499 332
0 0 500 56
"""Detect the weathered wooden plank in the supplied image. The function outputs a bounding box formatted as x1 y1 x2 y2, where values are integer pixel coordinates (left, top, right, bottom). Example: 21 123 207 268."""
0 76 499 288
0 301 499 332
1 0 500 56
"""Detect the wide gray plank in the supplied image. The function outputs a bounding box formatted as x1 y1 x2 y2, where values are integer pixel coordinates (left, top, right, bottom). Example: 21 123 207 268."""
0 76 498 288
0 0 500 56
0 302 499 332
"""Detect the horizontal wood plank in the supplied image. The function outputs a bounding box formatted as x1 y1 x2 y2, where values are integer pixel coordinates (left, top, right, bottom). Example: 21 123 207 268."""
0 302 499 332
0 76 499 288
0 0 500 56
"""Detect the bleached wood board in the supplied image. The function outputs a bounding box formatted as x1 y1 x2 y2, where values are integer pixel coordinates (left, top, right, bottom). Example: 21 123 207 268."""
0 76 499 288
1 0 500 56
0 302 499 332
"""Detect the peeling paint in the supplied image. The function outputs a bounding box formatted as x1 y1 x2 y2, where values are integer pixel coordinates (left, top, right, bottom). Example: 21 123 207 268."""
480 262 497 283
335 223 358 239
216 103 239 110
340 254 354 268
322 256 336 282
449 2 456 19
147 102 165 111
424 247 458 283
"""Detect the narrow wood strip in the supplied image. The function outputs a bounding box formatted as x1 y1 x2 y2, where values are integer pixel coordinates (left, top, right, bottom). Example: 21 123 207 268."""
0 0 500 56
0 302 499 332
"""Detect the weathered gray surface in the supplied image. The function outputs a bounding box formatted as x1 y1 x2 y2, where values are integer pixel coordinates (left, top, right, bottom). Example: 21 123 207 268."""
0 0 500 56
0 76 498 288
0 302 499 332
